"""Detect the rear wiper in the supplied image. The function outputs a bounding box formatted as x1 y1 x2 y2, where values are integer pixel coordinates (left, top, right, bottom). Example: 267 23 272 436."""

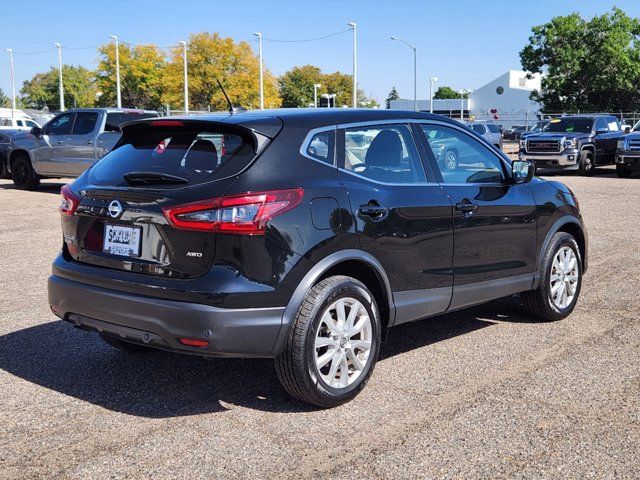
123 172 188 186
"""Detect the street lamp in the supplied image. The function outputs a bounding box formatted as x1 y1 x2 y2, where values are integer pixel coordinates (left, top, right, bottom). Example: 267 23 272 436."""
313 83 321 108
179 41 188 114
4 49 15 118
109 35 121 108
348 22 357 108
428 77 438 114
53 43 65 111
253 32 264 110
459 89 469 120
391 36 417 111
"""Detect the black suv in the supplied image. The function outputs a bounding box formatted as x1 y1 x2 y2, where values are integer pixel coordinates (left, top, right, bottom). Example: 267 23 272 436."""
48 110 588 407
519 115 623 175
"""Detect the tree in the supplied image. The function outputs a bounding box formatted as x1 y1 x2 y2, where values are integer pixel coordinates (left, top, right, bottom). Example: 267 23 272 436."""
162 33 281 111
20 66 96 110
0 88 10 108
434 86 467 99
279 65 323 107
96 43 166 110
385 86 399 109
520 8 640 111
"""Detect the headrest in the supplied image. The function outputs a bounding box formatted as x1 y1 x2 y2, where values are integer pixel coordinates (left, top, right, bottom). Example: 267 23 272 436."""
185 139 217 171
365 130 403 167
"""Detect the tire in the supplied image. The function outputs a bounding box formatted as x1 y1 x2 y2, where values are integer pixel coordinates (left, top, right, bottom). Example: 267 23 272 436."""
0 160 8 179
578 150 595 176
616 164 631 178
275 275 381 408
100 333 155 353
11 154 40 190
443 149 458 171
522 232 582 321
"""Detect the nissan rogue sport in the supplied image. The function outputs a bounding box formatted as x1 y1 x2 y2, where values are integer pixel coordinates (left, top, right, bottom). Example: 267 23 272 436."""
48 110 587 407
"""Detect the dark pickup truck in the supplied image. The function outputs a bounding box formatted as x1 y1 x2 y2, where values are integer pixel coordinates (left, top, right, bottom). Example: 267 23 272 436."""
615 120 640 177
519 115 623 176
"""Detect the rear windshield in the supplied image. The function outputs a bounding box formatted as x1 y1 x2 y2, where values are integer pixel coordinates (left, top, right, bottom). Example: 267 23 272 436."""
545 118 593 133
487 124 500 133
89 127 256 188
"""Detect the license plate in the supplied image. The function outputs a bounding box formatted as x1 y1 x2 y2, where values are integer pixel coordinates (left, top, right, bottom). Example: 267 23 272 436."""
103 224 141 257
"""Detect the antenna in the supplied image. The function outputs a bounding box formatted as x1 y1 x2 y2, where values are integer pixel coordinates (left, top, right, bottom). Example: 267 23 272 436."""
215 78 246 114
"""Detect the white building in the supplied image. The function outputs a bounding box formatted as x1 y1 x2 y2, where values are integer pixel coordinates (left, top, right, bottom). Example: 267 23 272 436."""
390 70 543 127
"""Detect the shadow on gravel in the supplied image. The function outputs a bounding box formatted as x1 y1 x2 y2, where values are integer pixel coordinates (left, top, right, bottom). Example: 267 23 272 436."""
0 298 536 417
0 181 66 194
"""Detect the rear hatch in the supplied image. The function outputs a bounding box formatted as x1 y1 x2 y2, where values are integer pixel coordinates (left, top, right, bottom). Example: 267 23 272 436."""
60 118 273 279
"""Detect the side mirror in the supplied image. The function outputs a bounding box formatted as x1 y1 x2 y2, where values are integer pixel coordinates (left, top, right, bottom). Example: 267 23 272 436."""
623 126 631 134
30 126 42 138
512 160 535 184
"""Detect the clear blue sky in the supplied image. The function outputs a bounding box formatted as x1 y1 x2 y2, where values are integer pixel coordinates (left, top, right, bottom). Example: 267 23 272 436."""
2 0 639 105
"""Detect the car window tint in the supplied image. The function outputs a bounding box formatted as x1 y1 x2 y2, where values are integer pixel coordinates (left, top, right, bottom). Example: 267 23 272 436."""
72 112 99 135
594 117 608 132
306 130 334 165
607 117 619 132
16 120 24 127
487 124 500 133
47 114 75 135
25 120 37 128
343 124 426 184
422 124 506 184
471 124 486 134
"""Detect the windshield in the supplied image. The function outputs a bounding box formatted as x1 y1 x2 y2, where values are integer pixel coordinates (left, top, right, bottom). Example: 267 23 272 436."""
486 124 500 133
89 127 256 188
632 121 640 132
544 118 593 133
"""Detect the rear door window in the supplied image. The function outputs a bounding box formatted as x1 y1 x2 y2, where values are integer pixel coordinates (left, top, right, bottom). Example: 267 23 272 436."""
305 130 334 165
89 126 257 188
72 112 99 135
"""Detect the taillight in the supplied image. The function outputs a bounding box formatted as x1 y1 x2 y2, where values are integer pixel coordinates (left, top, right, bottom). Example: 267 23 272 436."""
59 185 80 216
163 188 304 235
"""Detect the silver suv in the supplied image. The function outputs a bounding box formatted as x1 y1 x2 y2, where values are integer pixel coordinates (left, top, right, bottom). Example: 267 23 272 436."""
467 121 503 150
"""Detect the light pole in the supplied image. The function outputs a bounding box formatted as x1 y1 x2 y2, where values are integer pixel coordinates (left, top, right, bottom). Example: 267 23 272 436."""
179 41 189 114
253 32 264 110
459 89 468 120
391 36 417 111
348 22 357 108
109 35 121 108
313 83 321 108
53 43 65 111
428 77 438 114
5 49 15 118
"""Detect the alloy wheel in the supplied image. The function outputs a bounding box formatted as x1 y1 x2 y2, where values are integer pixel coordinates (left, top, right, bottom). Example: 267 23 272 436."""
314 297 373 389
549 246 579 309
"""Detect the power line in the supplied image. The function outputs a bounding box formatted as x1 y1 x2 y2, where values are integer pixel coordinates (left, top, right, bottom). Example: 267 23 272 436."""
11 47 56 56
262 28 351 43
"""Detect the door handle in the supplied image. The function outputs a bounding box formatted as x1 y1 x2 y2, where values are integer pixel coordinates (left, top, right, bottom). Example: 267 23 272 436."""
56 140 64 145
86 140 93 146
359 202 388 221
455 198 478 217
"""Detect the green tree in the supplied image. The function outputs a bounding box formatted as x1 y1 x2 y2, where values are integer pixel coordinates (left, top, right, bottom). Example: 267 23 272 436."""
162 33 281 111
385 86 400 109
434 86 467 99
20 66 96 110
278 65 323 107
96 43 166 110
0 88 10 108
520 8 640 111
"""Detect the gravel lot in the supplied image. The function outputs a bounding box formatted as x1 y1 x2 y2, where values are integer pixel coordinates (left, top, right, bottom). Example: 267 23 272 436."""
0 169 638 479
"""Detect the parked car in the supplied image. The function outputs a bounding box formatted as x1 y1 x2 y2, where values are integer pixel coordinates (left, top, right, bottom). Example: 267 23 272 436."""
502 125 528 141
48 109 587 407
466 121 503 150
519 115 623 175
615 119 640 177
7 108 158 190
0 108 40 131
0 129 22 178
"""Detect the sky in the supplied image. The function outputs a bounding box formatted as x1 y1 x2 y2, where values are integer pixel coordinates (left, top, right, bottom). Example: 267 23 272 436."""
2 0 639 106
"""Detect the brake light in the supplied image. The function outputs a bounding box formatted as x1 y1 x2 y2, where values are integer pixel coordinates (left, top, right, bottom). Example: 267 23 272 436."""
59 185 80 216
179 338 209 348
163 188 304 235
151 120 184 127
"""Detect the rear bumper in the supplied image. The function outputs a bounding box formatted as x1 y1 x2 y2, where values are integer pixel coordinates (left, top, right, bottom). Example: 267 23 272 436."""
48 275 286 358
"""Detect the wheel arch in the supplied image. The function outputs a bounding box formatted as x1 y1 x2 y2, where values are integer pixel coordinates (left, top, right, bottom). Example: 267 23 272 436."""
535 216 587 288
9 149 31 171
271 250 395 355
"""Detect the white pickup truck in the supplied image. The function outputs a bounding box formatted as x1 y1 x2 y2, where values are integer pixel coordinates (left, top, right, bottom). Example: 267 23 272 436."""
7 108 157 189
